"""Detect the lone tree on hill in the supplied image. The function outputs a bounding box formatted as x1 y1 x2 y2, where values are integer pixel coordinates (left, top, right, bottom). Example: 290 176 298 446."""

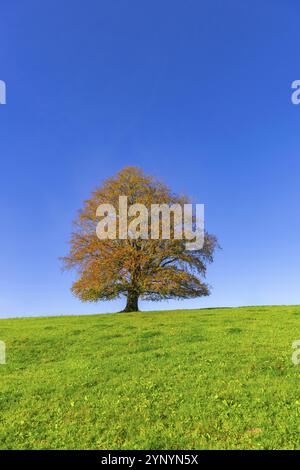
62 166 218 312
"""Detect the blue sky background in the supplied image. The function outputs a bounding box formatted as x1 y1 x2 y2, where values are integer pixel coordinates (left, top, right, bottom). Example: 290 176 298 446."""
0 0 300 317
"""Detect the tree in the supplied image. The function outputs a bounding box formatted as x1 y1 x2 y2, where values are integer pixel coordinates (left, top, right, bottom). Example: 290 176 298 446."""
62 166 218 312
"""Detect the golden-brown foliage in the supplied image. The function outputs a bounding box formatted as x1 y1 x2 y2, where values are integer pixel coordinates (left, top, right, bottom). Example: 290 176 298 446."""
61 167 218 312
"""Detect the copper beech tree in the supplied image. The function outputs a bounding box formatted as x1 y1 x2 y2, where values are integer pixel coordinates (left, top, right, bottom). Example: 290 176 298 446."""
62 167 218 312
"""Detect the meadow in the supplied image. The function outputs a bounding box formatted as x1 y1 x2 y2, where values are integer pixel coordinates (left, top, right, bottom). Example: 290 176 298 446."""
0 305 300 450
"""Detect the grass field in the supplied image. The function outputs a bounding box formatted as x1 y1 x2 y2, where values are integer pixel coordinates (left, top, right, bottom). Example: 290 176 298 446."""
1 305 300 450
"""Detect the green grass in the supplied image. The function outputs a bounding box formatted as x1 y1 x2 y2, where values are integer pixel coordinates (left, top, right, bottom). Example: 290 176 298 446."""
1 305 300 450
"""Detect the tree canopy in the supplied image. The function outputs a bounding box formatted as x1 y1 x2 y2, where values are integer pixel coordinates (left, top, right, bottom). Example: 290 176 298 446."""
62 166 218 312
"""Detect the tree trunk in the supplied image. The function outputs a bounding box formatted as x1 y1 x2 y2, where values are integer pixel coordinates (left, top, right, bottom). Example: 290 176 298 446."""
122 291 139 312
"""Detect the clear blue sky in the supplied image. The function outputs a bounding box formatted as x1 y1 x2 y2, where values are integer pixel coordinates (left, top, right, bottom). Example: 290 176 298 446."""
1 0 300 317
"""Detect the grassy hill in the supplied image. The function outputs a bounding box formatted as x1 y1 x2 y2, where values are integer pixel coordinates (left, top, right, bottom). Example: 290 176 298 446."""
1 305 300 450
